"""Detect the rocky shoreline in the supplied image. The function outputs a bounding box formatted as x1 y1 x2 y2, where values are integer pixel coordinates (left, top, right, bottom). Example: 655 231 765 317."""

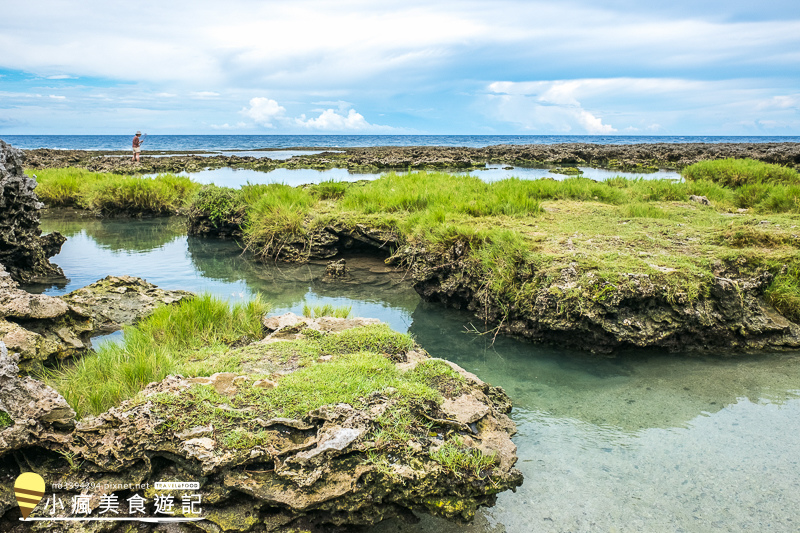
21 142 800 174
0 308 523 532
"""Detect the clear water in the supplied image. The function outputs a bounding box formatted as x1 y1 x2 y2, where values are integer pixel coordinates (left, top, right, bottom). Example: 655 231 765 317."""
29 214 800 532
4 134 800 152
151 164 682 188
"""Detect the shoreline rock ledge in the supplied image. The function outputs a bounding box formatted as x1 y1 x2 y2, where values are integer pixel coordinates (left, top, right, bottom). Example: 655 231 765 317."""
0 140 65 283
0 312 523 532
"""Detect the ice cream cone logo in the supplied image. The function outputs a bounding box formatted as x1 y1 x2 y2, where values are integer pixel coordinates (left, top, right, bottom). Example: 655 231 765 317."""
14 472 45 519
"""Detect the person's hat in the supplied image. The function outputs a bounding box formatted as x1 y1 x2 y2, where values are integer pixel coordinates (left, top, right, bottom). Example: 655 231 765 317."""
136 131 142 135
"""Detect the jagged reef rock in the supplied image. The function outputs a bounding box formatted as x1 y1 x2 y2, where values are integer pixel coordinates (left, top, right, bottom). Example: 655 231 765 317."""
0 313 522 532
0 139 65 283
0 266 192 369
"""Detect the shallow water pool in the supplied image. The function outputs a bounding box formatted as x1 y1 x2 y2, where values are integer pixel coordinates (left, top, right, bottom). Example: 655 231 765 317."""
151 164 682 188
29 214 800 533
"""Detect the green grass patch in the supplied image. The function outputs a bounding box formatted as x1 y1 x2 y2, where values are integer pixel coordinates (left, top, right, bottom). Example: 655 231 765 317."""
33 167 106 206
756 184 800 214
341 173 542 218
220 322 415 373
620 203 673 219
314 324 415 358
406 359 466 398
309 179 349 200
682 158 800 188
45 294 269 418
86 174 199 215
33 167 201 215
0 410 13 428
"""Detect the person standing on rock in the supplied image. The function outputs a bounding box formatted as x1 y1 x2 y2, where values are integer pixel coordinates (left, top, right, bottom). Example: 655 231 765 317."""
131 131 145 162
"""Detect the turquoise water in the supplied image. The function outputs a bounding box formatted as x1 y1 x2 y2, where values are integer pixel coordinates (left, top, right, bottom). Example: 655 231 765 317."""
31 214 800 532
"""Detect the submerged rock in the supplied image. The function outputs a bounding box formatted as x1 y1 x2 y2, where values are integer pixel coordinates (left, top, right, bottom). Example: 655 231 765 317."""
0 267 192 369
0 140 65 283
0 313 522 532
324 258 349 279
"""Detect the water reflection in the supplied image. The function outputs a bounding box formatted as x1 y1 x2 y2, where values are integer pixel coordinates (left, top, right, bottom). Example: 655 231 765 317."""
185 237 418 332
40 209 185 251
154 165 683 189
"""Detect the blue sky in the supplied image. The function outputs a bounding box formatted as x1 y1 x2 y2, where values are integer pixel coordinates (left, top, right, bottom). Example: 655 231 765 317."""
1 0 799 135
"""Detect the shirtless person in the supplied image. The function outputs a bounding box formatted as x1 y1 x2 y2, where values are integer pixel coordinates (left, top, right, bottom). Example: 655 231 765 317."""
132 131 144 162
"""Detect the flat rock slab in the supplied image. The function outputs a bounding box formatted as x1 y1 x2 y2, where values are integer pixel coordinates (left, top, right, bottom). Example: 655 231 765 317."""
61 275 193 329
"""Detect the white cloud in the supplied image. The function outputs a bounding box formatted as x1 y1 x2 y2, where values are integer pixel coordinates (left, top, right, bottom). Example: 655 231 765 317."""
294 108 392 131
241 97 286 128
240 97 393 132
49 94 66 100
46 74 76 80
485 78 800 134
486 80 617 134
0 91 42 98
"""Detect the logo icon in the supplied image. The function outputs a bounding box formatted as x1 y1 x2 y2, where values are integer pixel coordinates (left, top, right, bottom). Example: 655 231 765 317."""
14 472 45 519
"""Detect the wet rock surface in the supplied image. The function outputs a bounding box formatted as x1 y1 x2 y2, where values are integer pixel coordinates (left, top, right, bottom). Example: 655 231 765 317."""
0 313 522 532
0 267 192 369
23 142 800 174
0 140 65 283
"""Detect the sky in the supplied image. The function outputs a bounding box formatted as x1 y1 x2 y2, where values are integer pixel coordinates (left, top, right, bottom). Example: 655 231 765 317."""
1 0 799 135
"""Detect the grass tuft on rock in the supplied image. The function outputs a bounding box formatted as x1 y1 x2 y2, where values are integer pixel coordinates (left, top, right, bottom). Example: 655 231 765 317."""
150 349 444 450
765 266 800 324
430 435 497 478
302 302 352 318
45 294 269 418
241 184 316 257
188 184 245 227
85 174 199 215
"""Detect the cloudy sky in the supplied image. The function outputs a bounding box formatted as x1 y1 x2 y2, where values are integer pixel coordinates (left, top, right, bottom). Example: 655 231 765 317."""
1 0 799 135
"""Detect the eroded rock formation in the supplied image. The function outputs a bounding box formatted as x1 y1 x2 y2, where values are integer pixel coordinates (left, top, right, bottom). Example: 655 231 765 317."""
0 313 523 532
0 140 65 283
394 242 800 354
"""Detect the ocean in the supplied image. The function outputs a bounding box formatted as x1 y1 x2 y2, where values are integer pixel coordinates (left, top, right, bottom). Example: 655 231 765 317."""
2 134 800 152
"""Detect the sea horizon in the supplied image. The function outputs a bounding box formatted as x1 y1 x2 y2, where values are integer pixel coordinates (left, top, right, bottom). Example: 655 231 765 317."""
3 134 800 152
